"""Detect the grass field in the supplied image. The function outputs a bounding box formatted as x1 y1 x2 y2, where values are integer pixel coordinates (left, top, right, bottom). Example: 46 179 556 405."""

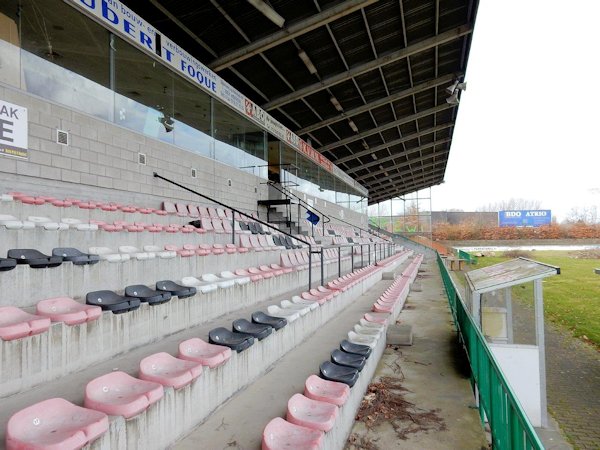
463 251 600 348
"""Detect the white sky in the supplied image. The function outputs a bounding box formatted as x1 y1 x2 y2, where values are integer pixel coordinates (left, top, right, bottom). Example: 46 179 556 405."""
427 0 600 220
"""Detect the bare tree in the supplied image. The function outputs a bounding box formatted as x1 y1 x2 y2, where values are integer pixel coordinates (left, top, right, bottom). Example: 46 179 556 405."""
477 198 542 212
564 206 599 224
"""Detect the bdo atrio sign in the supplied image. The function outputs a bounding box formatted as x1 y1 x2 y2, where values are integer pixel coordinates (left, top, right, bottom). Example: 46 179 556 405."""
498 210 552 227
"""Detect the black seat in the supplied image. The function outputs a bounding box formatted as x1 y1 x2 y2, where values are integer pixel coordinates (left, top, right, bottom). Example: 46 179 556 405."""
155 280 196 299
0 258 17 272
331 349 366 371
319 361 359 387
247 222 259 234
284 236 298 249
86 290 140 314
7 249 63 268
232 318 272 340
52 247 100 266
340 339 372 358
125 285 172 305
239 221 250 232
251 311 287 330
187 220 203 229
209 327 254 352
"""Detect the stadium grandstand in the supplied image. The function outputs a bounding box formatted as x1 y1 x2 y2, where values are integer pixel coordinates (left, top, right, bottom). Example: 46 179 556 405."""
0 1 548 449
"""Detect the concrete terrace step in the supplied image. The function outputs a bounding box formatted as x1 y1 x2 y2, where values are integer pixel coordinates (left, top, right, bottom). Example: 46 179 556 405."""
0 255 409 449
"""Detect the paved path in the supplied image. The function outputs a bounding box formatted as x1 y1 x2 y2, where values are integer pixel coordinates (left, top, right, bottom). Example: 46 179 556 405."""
346 258 488 450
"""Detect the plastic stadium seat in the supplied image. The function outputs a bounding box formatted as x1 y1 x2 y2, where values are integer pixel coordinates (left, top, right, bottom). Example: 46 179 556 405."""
180 277 218 294
178 338 232 368
347 331 378 348
162 201 177 215
164 245 195 257
267 305 300 323
202 273 235 289
52 247 100 265
262 417 323 450
251 311 287 331
89 247 130 263
280 300 311 316
6 397 108 450
139 352 203 389
300 292 326 306
0 214 34 230
271 263 292 274
354 324 381 338
372 302 393 313
0 258 17 271
331 349 366 371
7 249 63 268
291 296 319 311
143 245 177 259
84 371 164 418
27 216 69 231
249 266 272 279
340 340 372 358
209 327 254 352
36 297 102 325
220 270 251 285
319 361 359 387
359 318 385 331
156 280 196 298
286 393 338 432
232 318 272 340
236 268 263 282
125 285 172 305
119 246 154 260
86 290 141 314
363 312 389 325
0 307 51 340
304 374 349 407
210 243 226 255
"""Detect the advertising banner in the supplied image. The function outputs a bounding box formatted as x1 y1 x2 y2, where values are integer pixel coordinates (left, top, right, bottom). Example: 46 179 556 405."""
0 99 28 159
498 210 552 227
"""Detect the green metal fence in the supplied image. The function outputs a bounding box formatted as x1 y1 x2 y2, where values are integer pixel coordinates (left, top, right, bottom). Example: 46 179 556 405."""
437 253 544 450
457 248 478 265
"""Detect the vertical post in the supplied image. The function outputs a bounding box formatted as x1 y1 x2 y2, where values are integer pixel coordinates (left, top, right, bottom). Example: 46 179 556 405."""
374 243 377 264
312 222 314 238
534 279 548 427
108 33 116 122
361 244 364 268
320 249 324 287
505 287 514 344
351 245 354 272
308 244 312 290
231 209 236 245
338 246 341 277
368 244 371 266
472 292 481 328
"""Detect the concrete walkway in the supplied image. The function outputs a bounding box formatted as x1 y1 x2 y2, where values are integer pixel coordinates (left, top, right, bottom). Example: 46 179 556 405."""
345 258 488 450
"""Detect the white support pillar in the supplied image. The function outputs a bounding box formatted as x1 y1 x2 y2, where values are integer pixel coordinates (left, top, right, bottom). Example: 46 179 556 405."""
534 279 548 427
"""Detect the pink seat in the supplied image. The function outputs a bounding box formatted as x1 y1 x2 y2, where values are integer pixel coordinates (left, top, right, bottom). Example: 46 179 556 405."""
201 217 215 232
211 218 226 234
261 264 282 276
226 243 241 254
236 268 262 282
286 393 338 432
304 374 349 406
211 244 225 255
6 398 108 450
36 297 102 325
84 371 163 419
239 234 255 252
301 292 326 305
0 307 51 340
250 266 272 279
249 235 265 252
207 207 219 219
175 203 189 217
364 312 389 324
372 302 393 313
162 201 177 214
187 205 200 217
178 338 232 368
139 352 203 389
262 417 323 450
197 244 213 256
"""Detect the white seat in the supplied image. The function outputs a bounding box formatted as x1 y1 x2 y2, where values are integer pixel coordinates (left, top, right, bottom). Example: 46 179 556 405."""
118 245 154 260
347 331 378 348
354 324 381 337
89 246 130 263
201 273 235 289
280 300 311 316
143 245 176 259
0 214 34 230
61 218 98 231
359 318 385 330
181 277 218 294
267 305 300 323
1 194 13 202
220 271 251 285
27 216 68 231
291 295 319 311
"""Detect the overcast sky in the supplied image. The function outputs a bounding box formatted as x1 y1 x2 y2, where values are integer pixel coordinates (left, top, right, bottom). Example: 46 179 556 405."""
427 0 600 220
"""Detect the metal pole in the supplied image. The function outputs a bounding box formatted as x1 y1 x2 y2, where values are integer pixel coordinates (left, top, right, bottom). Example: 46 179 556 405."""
505 287 514 344
320 249 324 287
308 244 312 290
368 244 371 266
231 209 236 245
351 245 354 272
338 246 341 277
361 244 364 268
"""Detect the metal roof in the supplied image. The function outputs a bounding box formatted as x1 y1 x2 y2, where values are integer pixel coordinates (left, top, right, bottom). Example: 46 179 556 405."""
124 0 479 203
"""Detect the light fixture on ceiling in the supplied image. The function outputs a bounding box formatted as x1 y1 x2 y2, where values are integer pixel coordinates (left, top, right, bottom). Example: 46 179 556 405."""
348 119 358 133
446 91 460 105
445 78 466 105
298 49 317 75
330 96 343 112
371 153 378 161
247 0 285 27
361 140 369 150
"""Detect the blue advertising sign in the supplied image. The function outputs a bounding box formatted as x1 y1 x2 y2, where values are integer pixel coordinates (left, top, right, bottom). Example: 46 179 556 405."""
498 210 552 227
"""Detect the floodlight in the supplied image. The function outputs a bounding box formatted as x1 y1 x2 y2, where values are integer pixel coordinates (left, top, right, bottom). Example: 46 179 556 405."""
445 91 459 105
445 80 459 95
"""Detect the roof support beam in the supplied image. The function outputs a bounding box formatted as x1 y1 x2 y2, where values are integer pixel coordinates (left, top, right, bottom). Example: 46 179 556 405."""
370 170 445 198
296 74 457 135
319 104 452 153
262 24 472 110
357 146 449 182
209 0 378 71
366 157 448 191
336 122 453 165
346 138 452 180
369 172 445 202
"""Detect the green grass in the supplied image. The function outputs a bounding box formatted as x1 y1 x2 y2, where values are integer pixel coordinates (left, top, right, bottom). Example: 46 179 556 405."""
466 251 600 348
